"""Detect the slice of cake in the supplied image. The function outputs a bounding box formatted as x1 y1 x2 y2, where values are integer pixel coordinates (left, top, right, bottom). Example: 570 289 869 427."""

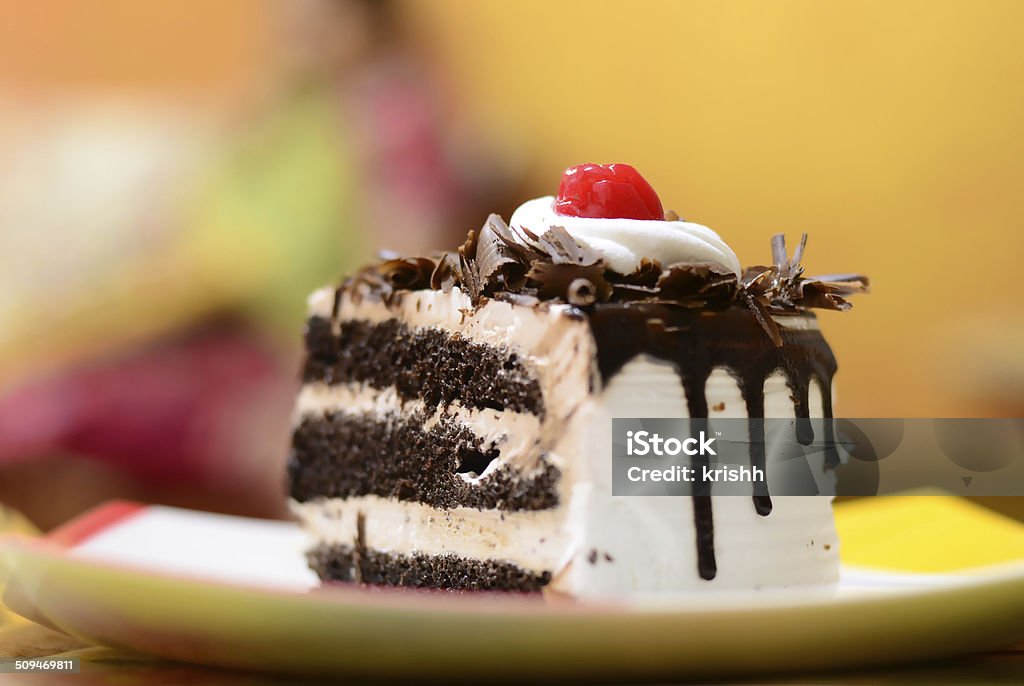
288 163 868 596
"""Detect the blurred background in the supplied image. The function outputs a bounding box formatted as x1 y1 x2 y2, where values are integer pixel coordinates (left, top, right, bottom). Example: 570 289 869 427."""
0 0 1021 529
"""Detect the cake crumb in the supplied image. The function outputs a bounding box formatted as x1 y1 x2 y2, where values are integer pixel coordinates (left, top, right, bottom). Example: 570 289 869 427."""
712 402 726 412
824 544 832 551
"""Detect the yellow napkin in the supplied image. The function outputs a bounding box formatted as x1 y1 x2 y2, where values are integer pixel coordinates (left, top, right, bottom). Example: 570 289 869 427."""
835 494 1024 573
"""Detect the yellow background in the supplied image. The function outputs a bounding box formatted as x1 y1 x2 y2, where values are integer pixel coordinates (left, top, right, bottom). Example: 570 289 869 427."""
409 0 1024 418
1 1 1022 417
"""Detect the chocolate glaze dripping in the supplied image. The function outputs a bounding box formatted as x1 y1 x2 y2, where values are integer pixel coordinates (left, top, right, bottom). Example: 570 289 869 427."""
816 371 841 469
586 304 837 580
741 387 773 516
682 371 717 580
691 490 717 581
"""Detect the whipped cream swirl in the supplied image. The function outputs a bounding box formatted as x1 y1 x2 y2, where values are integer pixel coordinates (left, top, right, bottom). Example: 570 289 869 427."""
508 196 742 278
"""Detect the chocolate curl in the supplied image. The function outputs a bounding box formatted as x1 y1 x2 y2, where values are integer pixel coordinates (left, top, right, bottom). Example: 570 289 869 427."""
458 222 481 262
805 273 871 294
536 226 603 266
745 234 867 316
486 214 545 264
507 220 541 245
606 258 663 301
475 215 528 293
797 274 871 311
658 262 738 304
770 233 808 283
790 234 808 272
458 251 483 302
430 253 459 291
739 266 775 296
770 234 788 271
567 278 598 306
739 260 784 344
742 291 784 347
455 221 483 301
614 258 663 288
350 221 868 319
528 262 611 304
376 257 436 292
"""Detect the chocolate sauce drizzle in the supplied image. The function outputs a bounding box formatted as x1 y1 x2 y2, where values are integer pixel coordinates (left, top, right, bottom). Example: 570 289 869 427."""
587 304 838 578
331 216 867 583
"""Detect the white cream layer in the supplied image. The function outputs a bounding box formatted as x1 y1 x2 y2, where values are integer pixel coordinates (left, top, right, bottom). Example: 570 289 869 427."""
292 496 567 574
508 196 742 277
550 356 839 596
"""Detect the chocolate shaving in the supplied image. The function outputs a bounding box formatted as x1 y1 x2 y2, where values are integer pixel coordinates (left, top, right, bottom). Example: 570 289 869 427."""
342 216 867 344
487 215 544 263
742 291 783 347
740 266 774 290
605 259 667 301
790 234 807 271
455 222 484 301
567 278 598 306
508 221 541 244
430 253 458 291
377 257 435 292
458 253 483 302
741 235 869 316
770 234 788 271
658 262 738 305
613 258 663 288
796 275 870 311
536 226 602 266
458 222 480 262
528 262 611 303
476 215 528 293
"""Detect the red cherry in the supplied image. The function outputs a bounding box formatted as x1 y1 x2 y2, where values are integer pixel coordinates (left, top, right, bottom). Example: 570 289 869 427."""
554 163 664 221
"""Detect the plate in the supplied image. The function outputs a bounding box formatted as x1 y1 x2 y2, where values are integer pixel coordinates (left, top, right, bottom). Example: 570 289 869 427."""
2 501 1023 680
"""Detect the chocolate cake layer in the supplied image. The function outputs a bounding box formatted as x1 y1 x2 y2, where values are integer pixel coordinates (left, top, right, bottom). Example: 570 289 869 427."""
307 542 552 591
289 411 560 511
302 316 545 417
